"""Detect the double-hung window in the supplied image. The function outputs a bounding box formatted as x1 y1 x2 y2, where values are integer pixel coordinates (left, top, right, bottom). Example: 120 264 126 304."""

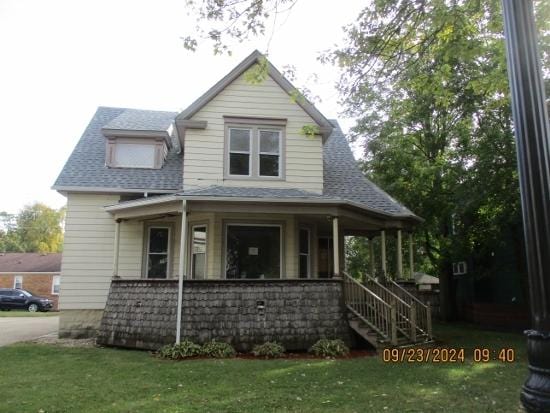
13 275 22 289
258 129 281 177
228 128 252 176
226 121 284 179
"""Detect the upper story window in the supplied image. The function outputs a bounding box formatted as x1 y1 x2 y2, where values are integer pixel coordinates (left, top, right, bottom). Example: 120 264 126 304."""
225 117 285 180
114 143 156 168
105 137 167 169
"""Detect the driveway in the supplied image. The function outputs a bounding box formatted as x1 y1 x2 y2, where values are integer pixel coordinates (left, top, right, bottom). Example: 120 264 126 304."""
0 316 59 346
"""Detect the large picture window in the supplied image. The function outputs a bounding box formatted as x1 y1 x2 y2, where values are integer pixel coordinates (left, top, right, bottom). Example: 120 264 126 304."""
225 224 281 279
226 122 284 179
146 227 170 278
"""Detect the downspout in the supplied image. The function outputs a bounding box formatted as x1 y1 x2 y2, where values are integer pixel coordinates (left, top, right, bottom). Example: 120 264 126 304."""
176 200 187 344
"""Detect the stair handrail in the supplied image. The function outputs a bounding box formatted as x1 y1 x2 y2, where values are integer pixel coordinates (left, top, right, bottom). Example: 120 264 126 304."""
363 274 411 308
342 272 397 345
387 278 428 310
382 277 433 339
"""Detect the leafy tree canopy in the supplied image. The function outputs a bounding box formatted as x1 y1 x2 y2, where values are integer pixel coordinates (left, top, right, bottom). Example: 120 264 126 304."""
0 203 65 253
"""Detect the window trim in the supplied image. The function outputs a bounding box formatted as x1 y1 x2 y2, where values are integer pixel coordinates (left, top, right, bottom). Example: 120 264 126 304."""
105 137 166 170
143 224 173 279
224 122 286 181
51 275 61 295
227 127 252 177
189 223 208 279
223 222 284 279
13 275 23 289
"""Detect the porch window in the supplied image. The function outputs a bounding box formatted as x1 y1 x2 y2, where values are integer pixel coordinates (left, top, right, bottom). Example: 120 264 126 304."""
226 225 281 279
229 128 251 175
191 225 207 279
299 228 310 278
146 227 170 278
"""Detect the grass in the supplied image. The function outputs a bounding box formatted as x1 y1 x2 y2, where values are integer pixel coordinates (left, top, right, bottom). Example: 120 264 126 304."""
0 323 527 413
0 310 60 317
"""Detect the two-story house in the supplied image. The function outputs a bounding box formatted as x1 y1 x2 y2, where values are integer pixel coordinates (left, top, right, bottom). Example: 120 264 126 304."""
53 51 431 351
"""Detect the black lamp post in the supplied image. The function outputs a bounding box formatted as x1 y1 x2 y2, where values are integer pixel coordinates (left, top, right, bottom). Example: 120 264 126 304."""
501 0 550 411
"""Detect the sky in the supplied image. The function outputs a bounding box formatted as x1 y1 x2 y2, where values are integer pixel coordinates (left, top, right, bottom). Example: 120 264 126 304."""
0 0 366 215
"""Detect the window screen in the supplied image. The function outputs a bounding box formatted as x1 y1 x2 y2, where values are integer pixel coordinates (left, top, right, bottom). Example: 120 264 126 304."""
114 143 156 168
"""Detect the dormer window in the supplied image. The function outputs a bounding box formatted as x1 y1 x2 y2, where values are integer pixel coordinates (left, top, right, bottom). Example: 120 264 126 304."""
105 137 167 169
224 117 285 180
114 142 156 168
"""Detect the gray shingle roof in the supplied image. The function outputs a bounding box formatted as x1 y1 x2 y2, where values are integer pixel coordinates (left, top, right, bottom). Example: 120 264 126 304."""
53 107 182 191
323 121 414 216
178 186 329 199
54 107 415 218
103 108 175 131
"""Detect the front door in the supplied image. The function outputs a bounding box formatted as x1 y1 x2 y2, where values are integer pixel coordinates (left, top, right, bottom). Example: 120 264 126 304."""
225 224 281 279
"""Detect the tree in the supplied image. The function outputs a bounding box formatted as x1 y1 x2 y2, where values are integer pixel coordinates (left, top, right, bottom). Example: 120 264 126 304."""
183 0 549 319
0 203 65 253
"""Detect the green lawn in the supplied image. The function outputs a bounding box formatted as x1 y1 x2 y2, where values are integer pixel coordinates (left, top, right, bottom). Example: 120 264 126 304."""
1 324 527 413
0 310 60 317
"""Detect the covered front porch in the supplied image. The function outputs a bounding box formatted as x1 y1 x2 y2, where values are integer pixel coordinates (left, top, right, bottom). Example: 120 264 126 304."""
105 194 419 282
100 192 428 349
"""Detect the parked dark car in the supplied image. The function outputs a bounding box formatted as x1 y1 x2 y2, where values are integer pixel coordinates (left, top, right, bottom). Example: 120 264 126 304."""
0 288 53 312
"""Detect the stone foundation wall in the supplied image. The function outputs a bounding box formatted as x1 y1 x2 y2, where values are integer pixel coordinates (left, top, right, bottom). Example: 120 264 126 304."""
97 279 350 351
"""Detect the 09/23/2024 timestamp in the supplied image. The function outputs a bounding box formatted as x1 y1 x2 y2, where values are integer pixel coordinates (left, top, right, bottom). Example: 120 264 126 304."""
382 347 516 363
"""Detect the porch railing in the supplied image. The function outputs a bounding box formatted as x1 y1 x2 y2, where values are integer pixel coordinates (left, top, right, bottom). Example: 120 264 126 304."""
343 272 397 345
383 278 433 339
363 274 416 342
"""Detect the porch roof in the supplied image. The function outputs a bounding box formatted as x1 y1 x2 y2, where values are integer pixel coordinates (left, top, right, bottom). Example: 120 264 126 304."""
103 185 421 227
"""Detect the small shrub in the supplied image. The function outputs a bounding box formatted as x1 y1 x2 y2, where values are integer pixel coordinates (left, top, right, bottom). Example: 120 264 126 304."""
201 341 236 358
252 341 285 358
157 340 201 360
309 339 349 357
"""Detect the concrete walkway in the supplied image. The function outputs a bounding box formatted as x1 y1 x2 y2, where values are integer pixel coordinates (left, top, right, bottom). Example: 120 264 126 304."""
0 316 59 346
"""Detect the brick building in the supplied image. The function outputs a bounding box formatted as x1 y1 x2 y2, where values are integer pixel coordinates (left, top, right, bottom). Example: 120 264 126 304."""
0 253 62 310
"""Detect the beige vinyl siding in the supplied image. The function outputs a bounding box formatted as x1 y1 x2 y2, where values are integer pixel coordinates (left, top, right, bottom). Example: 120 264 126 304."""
59 194 119 310
183 73 324 193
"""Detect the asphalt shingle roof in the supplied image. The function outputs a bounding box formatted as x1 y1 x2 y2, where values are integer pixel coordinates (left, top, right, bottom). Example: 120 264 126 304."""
323 121 413 216
53 107 182 191
178 186 328 199
103 108 175 131
0 253 62 273
54 107 414 218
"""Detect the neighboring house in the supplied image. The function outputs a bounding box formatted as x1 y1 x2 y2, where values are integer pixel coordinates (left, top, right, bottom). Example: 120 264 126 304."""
53 51 431 350
0 253 62 310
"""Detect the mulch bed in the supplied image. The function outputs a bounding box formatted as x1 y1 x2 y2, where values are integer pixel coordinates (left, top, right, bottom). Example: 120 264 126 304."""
236 349 376 360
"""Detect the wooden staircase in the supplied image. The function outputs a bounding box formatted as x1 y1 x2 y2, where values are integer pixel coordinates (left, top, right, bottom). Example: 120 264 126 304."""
343 272 434 349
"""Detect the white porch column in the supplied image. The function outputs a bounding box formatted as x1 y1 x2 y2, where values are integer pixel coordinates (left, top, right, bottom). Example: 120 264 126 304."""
368 236 375 277
112 220 121 277
396 229 403 279
332 217 340 276
409 232 414 280
176 200 188 344
381 230 387 278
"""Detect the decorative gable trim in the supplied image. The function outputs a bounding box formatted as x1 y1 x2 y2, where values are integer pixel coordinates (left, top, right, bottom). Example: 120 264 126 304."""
175 50 334 141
